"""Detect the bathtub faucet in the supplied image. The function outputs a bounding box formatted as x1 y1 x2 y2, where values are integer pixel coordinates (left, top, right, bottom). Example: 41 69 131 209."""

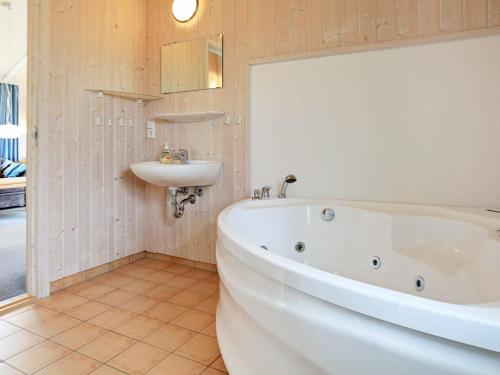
278 174 297 198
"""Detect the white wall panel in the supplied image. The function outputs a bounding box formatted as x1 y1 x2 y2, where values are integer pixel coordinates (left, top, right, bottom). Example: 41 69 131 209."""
250 34 500 207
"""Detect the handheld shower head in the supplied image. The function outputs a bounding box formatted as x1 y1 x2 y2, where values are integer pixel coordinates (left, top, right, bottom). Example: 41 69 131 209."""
279 174 297 198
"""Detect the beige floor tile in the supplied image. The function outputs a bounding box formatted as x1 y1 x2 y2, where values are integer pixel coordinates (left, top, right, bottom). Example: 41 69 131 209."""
0 330 45 360
168 291 209 308
200 322 216 338
188 281 219 296
165 264 192 274
51 322 107 349
114 265 155 279
193 298 217 315
131 258 155 267
146 353 206 375
143 260 173 271
0 267 222 374
202 368 225 375
77 331 136 363
143 302 188 322
166 276 199 289
210 356 227 372
120 279 158 294
0 320 21 339
6 340 71 374
91 365 127 375
113 315 164 340
113 264 137 275
66 281 116 299
34 352 101 375
35 292 89 313
0 362 24 375
118 295 160 314
204 274 219 283
183 269 215 280
5 307 59 329
65 301 112 321
143 285 182 300
88 308 136 330
142 324 195 352
26 314 81 339
170 310 215 332
95 290 138 307
91 272 136 288
107 342 167 375
175 334 220 366
143 271 176 284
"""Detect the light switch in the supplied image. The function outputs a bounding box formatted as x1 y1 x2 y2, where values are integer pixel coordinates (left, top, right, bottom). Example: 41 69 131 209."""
147 120 156 139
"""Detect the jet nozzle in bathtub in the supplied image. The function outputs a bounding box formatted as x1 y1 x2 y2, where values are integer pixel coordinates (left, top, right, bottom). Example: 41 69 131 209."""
278 174 297 198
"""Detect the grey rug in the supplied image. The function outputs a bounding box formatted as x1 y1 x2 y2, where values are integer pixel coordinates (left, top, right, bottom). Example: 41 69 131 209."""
0 207 26 301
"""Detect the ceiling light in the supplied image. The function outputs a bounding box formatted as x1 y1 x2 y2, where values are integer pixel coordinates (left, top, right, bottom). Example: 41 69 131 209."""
172 0 198 23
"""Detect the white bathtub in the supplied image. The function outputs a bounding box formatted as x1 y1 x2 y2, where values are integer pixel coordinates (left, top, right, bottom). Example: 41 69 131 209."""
216 198 500 375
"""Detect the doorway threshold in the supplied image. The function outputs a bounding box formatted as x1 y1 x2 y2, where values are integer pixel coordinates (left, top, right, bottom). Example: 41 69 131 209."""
0 293 32 316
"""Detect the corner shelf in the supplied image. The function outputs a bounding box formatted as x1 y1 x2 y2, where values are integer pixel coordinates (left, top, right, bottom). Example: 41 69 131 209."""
86 89 161 102
152 111 225 123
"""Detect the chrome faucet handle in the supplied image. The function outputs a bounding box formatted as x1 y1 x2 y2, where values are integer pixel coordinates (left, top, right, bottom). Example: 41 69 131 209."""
173 149 189 164
178 149 189 163
252 189 262 200
261 186 272 199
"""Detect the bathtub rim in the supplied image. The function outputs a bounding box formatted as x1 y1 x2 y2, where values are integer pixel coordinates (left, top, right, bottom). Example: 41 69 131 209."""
217 198 500 353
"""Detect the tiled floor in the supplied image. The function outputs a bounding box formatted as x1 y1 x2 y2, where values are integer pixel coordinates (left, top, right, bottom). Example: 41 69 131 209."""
0 257 227 375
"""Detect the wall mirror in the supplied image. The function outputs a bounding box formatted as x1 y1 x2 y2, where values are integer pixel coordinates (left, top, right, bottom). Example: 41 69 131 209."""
161 34 223 94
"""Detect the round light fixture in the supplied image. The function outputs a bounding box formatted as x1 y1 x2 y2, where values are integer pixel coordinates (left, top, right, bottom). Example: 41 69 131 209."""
172 0 198 23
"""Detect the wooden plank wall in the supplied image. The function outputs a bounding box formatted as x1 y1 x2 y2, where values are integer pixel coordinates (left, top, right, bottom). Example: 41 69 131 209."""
143 0 500 264
30 0 148 281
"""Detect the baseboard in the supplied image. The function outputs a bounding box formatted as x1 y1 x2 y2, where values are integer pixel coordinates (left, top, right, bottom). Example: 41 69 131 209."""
49 251 147 293
145 252 217 272
49 251 217 294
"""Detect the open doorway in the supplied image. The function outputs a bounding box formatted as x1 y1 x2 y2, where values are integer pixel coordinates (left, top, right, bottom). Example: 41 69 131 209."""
0 0 27 303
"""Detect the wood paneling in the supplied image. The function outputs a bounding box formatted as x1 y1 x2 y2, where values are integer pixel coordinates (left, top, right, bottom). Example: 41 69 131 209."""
493 0 500 26
29 0 148 282
440 0 463 33
30 1 500 286
143 0 500 265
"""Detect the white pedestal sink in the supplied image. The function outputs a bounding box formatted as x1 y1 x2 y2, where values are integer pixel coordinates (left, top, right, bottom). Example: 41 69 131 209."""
130 160 222 188
130 160 222 219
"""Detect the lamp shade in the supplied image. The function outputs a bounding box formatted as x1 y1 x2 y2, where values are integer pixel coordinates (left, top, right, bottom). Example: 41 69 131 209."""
172 0 198 22
0 124 26 139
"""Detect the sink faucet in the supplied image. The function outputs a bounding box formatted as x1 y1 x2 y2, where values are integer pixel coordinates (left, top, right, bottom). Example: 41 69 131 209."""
173 149 189 164
278 174 297 198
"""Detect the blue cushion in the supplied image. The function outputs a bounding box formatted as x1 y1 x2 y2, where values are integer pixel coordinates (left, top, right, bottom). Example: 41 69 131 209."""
0 159 26 177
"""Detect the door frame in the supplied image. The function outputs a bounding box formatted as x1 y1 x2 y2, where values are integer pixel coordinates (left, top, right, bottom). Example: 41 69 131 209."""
26 0 50 298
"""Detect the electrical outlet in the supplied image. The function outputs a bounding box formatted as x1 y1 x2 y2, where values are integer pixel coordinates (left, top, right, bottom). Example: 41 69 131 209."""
147 120 156 139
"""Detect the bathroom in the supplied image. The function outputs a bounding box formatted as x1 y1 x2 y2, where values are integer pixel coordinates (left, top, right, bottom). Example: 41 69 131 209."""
0 0 499 374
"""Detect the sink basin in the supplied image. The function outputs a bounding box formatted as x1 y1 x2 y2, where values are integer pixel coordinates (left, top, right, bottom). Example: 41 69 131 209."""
130 160 222 188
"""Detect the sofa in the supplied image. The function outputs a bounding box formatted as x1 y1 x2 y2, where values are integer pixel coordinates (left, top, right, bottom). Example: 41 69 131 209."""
0 160 26 209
